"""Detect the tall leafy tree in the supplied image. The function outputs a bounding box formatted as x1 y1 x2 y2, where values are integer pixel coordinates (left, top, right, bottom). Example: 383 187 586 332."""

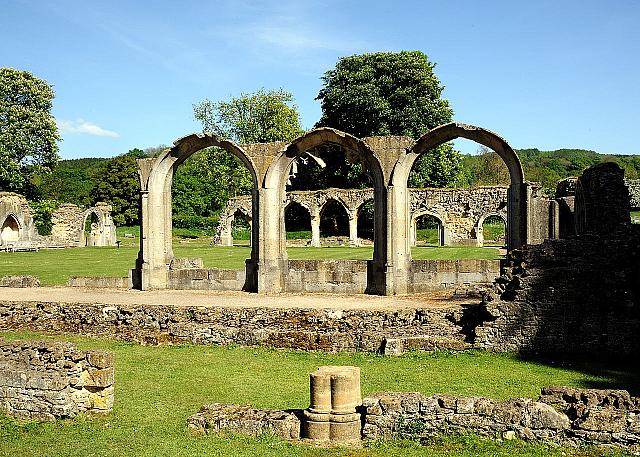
193 88 303 144
316 51 461 188
0 68 60 195
93 149 145 226
185 89 304 220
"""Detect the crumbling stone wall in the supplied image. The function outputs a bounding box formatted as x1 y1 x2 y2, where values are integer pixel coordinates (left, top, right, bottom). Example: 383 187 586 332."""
475 162 640 357
0 300 473 352
215 187 508 247
50 202 117 247
0 192 37 246
362 387 640 447
0 339 114 420
625 178 640 209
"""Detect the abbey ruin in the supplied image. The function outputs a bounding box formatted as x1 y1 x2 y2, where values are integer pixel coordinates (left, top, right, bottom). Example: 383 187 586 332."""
0 192 117 250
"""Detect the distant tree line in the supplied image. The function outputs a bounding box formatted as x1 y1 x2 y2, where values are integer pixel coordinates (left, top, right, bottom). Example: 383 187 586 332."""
5 56 640 233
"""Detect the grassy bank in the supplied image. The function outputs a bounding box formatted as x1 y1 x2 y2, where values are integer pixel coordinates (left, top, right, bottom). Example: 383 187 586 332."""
0 330 633 457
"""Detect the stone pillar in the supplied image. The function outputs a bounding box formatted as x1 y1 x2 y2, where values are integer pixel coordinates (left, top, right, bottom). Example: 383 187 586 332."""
220 217 233 247
310 212 320 247
303 366 361 443
348 213 359 246
257 186 287 293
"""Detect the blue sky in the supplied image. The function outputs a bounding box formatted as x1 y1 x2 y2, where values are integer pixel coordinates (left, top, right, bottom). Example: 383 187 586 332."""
2 0 639 159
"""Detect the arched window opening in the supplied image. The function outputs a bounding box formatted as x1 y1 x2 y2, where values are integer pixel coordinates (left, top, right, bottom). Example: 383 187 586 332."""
357 199 374 243
319 199 349 244
1 215 20 243
285 202 311 243
84 212 101 246
481 215 506 247
231 209 251 246
414 214 443 247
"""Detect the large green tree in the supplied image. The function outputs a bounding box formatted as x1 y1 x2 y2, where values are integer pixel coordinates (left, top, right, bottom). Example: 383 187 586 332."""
184 89 303 221
193 88 303 144
94 149 145 226
0 68 60 195
316 51 461 188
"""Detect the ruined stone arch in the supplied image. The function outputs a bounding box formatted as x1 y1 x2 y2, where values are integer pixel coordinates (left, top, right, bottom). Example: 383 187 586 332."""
0 213 21 243
79 208 102 246
261 128 388 293
135 133 259 290
410 210 445 246
476 212 508 246
391 122 526 252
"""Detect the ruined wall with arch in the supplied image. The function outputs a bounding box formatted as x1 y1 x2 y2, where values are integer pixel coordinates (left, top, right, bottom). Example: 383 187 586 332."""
216 186 508 247
0 192 37 246
50 202 117 247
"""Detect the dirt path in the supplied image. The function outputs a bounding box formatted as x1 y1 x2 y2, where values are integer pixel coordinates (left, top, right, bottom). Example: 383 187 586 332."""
0 287 477 310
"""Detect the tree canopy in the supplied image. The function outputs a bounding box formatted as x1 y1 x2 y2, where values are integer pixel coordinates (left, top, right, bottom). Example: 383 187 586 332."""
0 68 60 195
193 88 303 144
316 51 453 138
315 51 461 188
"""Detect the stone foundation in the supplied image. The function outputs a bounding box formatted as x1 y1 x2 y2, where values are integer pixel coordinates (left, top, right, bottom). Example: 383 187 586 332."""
362 387 640 448
188 403 300 440
164 259 500 293
1 275 40 288
0 339 114 420
0 300 471 352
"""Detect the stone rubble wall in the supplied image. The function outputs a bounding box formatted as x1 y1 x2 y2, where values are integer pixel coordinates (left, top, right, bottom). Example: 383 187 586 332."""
362 387 640 448
216 186 508 247
625 178 640 209
0 301 472 352
188 403 301 440
0 339 114 420
50 202 117 247
1 275 40 288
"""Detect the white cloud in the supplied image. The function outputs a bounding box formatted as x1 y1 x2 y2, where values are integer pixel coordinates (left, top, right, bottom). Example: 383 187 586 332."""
56 119 119 138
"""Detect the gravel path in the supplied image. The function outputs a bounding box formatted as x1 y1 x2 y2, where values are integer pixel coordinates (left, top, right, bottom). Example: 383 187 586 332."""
0 287 474 310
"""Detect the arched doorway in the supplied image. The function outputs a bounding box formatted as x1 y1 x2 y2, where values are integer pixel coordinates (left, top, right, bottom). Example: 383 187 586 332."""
263 128 386 293
412 212 444 246
356 199 374 244
231 208 252 246
134 133 259 291
479 214 507 247
1 214 20 244
319 198 349 245
83 211 101 246
284 201 312 245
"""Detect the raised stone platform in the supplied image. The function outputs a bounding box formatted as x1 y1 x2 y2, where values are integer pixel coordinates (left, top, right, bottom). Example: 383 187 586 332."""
0 287 481 353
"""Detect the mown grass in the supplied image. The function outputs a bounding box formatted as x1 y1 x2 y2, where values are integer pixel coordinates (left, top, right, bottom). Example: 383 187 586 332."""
0 228 502 285
0 330 633 457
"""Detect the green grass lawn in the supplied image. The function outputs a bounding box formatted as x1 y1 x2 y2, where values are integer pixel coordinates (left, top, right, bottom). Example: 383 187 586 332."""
0 231 502 285
0 330 633 457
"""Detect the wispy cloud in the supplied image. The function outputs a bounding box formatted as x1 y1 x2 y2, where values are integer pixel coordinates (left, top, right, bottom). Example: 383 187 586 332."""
57 119 119 138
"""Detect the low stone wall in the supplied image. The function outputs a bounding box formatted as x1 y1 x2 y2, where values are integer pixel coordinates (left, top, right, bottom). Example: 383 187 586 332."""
188 403 300 440
362 387 640 448
0 339 114 420
409 260 500 293
167 268 247 291
0 301 471 352
285 260 368 294
1 275 39 288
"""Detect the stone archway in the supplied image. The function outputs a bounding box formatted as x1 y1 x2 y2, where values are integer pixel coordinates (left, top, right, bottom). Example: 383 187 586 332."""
477 212 508 247
82 210 101 246
0 214 21 244
262 128 387 293
411 211 445 247
388 122 526 294
134 133 260 290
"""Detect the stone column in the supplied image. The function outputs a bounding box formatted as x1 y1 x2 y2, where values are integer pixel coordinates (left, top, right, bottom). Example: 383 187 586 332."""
303 366 361 443
348 212 359 246
310 211 321 248
220 217 233 247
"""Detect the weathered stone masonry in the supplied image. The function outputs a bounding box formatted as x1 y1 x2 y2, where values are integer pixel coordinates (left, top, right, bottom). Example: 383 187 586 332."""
0 339 114 420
